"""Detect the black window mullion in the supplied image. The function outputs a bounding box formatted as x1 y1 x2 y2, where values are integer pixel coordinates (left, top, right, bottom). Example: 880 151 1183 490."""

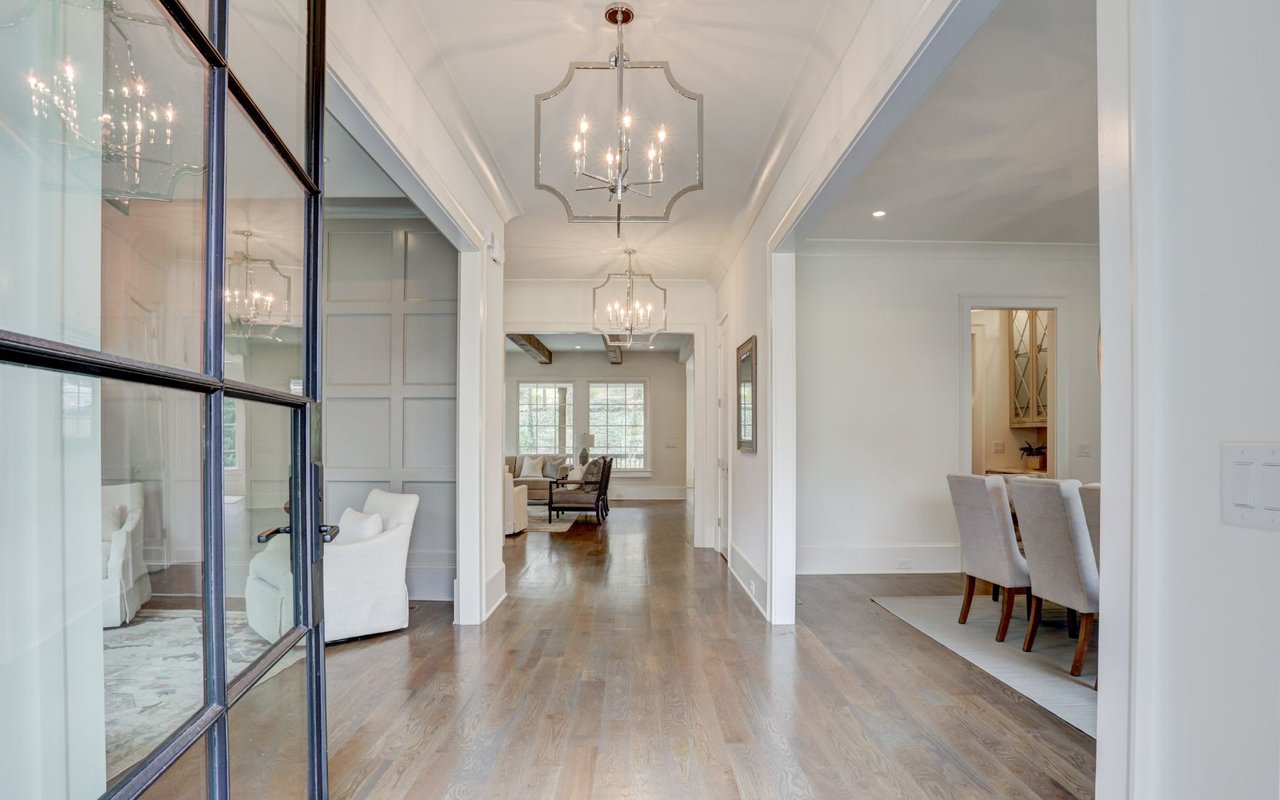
204 1 231 798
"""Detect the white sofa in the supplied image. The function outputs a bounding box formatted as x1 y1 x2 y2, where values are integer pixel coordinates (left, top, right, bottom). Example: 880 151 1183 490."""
504 471 529 535
102 482 152 628
245 489 420 643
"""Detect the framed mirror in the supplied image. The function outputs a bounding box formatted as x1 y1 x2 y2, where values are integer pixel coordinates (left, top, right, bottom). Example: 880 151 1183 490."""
737 336 757 452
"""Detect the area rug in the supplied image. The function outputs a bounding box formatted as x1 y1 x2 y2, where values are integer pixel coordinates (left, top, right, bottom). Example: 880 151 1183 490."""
523 507 582 532
872 595 1097 737
103 609 305 778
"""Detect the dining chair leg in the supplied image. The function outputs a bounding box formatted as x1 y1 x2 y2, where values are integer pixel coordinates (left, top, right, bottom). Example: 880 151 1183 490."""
1067 609 1080 639
958 575 976 624
991 584 1000 602
1023 595 1043 652
1070 612 1095 677
996 587 1020 642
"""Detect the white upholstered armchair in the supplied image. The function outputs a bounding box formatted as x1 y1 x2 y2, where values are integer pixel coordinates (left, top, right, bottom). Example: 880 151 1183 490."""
102 482 152 628
245 489 419 644
947 474 1031 642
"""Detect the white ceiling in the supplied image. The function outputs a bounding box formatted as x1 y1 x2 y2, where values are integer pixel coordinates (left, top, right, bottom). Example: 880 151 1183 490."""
506 332 691 354
798 0 1099 244
403 0 871 282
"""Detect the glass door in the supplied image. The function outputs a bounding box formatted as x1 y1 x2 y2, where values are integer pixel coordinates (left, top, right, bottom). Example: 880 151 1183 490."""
0 0 329 797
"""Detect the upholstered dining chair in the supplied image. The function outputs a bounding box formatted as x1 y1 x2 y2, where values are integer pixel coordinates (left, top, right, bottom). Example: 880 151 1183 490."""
1078 483 1101 571
946 474 1032 642
1009 478 1100 676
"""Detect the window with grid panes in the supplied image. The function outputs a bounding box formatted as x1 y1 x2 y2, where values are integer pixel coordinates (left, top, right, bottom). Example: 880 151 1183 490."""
588 381 646 469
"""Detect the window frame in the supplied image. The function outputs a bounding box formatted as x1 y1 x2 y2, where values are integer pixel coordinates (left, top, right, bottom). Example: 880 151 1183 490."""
586 379 650 473
515 381 575 456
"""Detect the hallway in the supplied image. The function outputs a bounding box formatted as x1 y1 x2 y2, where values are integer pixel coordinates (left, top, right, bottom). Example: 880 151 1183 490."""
322 502 1095 798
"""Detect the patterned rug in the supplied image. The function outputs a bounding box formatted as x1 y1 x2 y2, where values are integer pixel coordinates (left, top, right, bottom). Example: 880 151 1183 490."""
103 609 305 778
523 507 584 532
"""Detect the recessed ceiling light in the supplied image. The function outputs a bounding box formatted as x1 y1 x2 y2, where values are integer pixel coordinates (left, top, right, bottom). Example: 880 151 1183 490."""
648 345 654 350
575 345 582 349
871 210 887 218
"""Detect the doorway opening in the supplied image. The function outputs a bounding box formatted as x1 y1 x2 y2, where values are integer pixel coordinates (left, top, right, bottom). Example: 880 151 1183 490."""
970 308 1056 478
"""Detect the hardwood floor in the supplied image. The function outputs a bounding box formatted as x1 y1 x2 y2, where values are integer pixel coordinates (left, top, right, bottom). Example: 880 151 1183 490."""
317 501 1095 799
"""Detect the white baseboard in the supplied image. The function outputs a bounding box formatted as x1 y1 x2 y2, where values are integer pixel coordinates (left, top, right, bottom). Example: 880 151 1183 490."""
407 563 455 601
796 543 961 575
729 544 767 618
609 485 687 500
485 564 507 618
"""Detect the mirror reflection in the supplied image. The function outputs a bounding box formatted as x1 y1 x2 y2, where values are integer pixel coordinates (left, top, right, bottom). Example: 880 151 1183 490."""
737 336 756 452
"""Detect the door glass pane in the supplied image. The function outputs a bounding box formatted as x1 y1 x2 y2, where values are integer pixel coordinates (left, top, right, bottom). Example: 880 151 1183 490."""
224 98 306 393
228 650 308 799
1 0 209 371
0 363 205 797
139 735 208 799
226 400 298 681
228 0 308 161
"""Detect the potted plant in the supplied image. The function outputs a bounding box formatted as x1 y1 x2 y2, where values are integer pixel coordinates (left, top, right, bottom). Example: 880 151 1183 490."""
1020 441 1048 471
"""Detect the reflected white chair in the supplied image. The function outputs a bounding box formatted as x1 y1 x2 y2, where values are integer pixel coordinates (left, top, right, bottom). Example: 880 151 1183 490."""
1009 478 1100 676
246 489 419 643
1078 483 1101 571
947 474 1031 642
102 482 152 627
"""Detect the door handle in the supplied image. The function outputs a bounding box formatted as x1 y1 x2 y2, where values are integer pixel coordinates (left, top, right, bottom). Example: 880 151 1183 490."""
257 525 291 544
320 524 340 543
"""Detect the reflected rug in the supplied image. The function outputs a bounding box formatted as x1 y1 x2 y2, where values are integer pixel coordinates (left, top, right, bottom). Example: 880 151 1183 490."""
103 609 305 778
872 595 1097 737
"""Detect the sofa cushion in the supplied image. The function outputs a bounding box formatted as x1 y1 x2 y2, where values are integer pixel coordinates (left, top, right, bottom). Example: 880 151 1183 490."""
554 489 598 505
514 476 551 488
338 507 384 544
520 456 545 478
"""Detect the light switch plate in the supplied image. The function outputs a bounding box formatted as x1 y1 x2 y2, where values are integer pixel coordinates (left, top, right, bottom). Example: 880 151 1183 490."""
1220 443 1280 531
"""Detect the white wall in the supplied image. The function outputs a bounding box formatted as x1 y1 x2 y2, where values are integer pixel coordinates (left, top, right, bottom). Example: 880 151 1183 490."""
714 0 997 618
1099 1 1280 796
504 351 688 500
793 241 1099 575
504 278 719 545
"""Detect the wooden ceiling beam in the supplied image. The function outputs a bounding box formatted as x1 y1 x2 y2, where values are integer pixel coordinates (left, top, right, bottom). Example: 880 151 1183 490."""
603 336 623 365
507 333 553 365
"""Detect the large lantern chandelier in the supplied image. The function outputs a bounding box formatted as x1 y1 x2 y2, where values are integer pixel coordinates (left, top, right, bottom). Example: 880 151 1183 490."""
225 230 292 342
534 3 703 236
592 249 667 348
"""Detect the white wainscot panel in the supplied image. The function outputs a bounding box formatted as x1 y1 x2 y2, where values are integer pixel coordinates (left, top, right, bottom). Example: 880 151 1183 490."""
327 314 392 385
403 314 457 385
327 230 394 301
324 480 391 518
405 230 458 302
403 398 456 469
326 398 391 468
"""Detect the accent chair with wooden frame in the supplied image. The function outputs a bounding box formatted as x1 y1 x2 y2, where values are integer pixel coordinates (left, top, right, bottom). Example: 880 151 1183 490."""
947 474 1032 642
549 457 613 523
1009 478 1100 677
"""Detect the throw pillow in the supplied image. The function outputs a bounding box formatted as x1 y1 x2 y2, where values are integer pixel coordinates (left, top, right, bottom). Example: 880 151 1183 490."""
337 507 384 544
582 457 604 484
565 465 585 487
520 456 545 478
543 456 566 479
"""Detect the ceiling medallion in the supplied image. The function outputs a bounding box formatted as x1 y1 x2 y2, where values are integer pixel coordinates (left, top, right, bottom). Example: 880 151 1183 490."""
592 249 667 348
534 2 704 237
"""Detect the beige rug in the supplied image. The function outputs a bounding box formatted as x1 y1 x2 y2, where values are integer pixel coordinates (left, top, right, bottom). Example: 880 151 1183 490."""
872 594 1097 737
523 507 584 532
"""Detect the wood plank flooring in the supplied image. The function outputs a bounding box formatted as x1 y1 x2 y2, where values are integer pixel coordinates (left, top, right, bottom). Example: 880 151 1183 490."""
320 501 1095 798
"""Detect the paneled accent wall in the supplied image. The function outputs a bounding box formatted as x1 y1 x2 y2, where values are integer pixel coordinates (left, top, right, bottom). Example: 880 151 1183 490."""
324 218 458 600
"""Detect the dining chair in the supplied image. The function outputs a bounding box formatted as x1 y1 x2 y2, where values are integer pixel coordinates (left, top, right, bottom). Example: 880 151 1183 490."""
1078 483 1101 571
946 474 1032 642
1009 478 1100 676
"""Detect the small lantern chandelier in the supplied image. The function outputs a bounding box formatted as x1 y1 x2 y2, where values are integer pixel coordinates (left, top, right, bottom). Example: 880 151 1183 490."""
593 249 667 348
225 230 292 342
534 3 703 236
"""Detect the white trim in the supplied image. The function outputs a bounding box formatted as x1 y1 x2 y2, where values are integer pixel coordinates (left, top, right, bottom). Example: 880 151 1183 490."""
798 239 1101 260
958 295 1071 482
729 543 767 617
797 544 961 575
484 564 507 618
607 485 686 501
766 252 797 625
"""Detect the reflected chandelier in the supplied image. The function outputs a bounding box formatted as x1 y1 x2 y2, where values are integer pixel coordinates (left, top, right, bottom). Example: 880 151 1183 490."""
225 230 291 342
534 2 703 236
592 249 667 348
